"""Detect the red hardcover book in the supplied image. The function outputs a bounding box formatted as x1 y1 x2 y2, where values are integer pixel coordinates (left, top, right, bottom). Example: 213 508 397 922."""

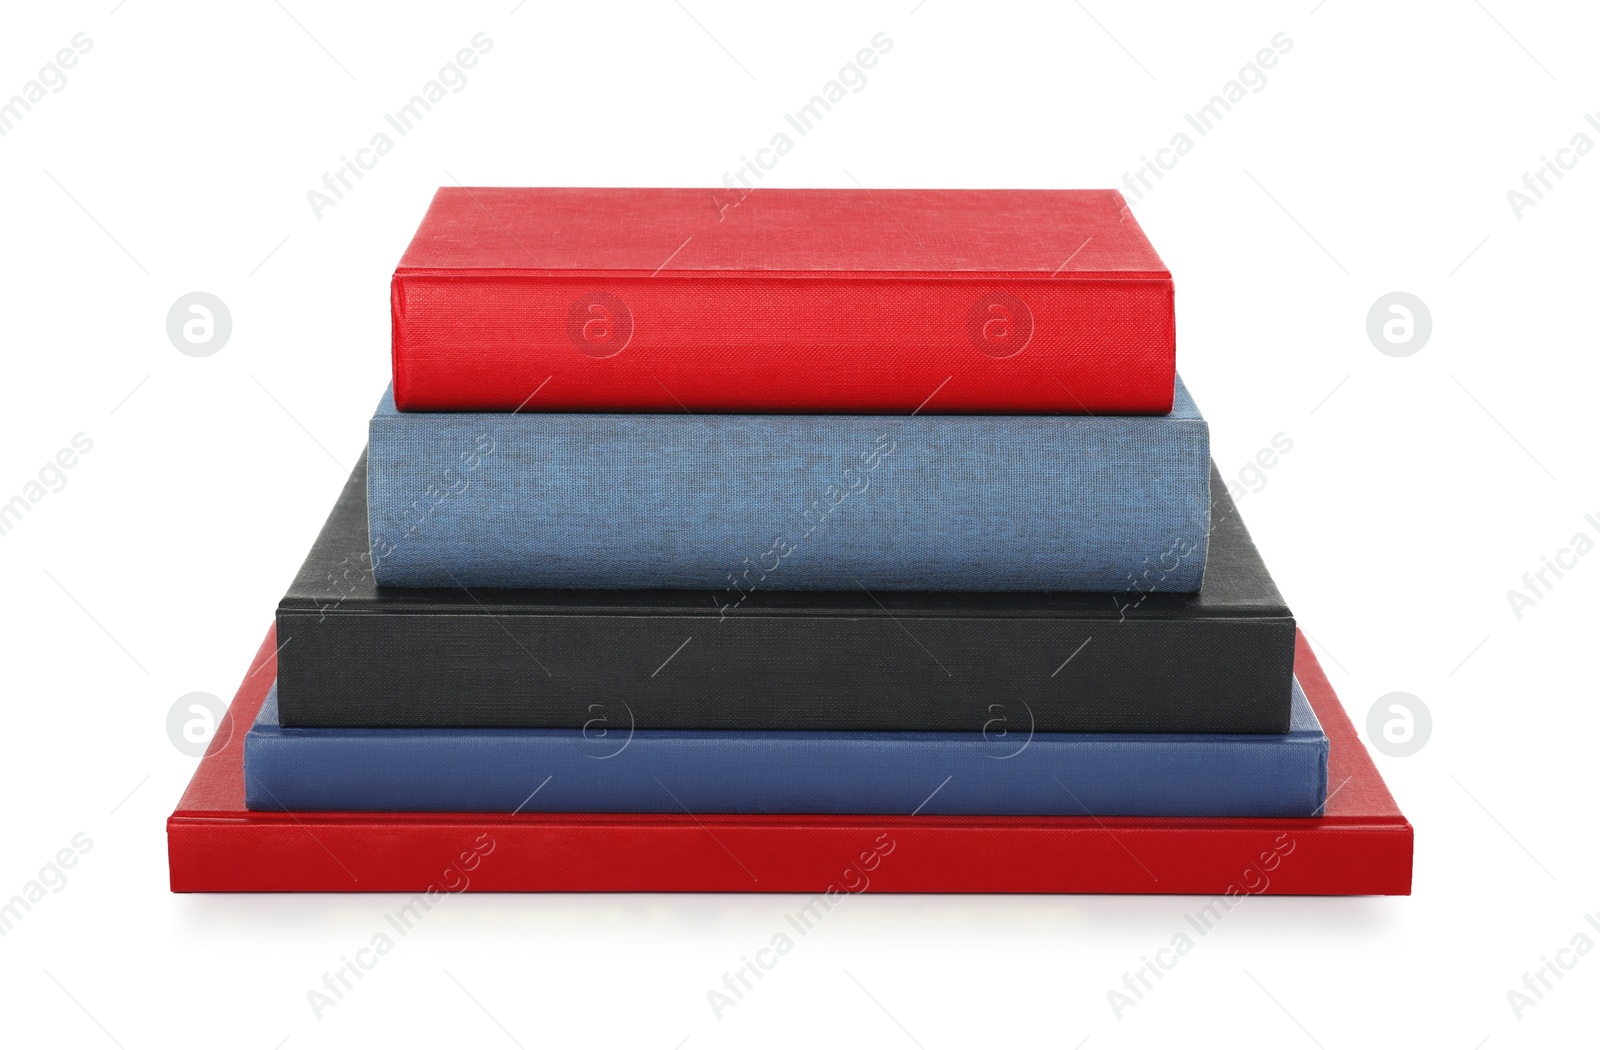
391 187 1175 414
169 627 1411 894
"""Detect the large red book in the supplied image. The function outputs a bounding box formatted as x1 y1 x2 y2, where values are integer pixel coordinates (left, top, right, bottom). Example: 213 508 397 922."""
169 627 1411 894
391 187 1175 414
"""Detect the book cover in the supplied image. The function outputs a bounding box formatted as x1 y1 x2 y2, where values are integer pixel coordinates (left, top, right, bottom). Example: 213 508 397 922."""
170 626 1411 894
278 456 1294 733
391 187 1174 414
244 679 1327 816
367 377 1211 592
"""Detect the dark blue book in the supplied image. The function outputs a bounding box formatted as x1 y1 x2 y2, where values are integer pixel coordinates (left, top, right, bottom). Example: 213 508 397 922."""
366 378 1211 591
244 679 1327 816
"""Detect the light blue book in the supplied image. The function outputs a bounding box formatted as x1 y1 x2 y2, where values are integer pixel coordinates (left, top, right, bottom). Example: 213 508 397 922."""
366 378 1210 591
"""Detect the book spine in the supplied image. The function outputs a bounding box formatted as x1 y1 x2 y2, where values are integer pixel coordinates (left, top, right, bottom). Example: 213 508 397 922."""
390 273 1175 414
169 817 1412 894
272 612 1297 732
364 396 1210 593
243 686 1326 817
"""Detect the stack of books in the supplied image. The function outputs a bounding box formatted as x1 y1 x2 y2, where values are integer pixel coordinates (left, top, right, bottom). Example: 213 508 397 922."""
168 188 1411 894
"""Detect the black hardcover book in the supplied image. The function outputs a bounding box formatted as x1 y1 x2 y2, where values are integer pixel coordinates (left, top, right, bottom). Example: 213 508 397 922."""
275 454 1296 732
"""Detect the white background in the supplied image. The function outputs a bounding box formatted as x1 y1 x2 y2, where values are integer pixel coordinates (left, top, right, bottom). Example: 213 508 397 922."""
1 1 1596 1046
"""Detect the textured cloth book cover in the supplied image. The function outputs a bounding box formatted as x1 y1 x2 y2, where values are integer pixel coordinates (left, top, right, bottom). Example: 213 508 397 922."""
279 456 1294 733
390 187 1175 414
367 378 1211 592
244 679 1327 816
170 627 1411 894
